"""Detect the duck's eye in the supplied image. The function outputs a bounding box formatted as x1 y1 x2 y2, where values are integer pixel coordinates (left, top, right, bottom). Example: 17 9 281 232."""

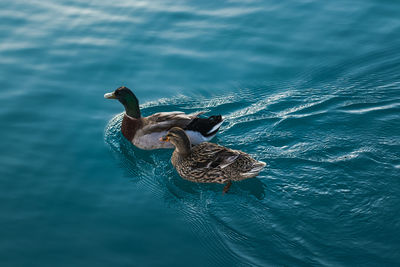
115 91 119 96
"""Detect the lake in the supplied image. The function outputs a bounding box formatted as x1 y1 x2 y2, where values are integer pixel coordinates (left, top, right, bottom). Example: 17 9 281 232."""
1 0 399 266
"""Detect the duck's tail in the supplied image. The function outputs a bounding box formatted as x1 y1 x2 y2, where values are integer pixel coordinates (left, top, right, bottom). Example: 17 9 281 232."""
185 115 224 138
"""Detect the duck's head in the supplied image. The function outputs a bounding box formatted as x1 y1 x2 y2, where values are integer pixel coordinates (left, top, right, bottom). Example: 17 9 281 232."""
161 127 191 156
104 86 141 118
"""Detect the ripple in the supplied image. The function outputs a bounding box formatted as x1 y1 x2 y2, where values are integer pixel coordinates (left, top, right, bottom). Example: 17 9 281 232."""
338 102 400 114
103 81 399 265
103 93 276 265
2 0 400 264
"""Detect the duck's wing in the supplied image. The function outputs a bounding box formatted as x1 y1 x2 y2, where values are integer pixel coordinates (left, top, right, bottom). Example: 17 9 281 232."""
191 143 241 170
141 111 204 134
180 143 241 183
189 143 265 182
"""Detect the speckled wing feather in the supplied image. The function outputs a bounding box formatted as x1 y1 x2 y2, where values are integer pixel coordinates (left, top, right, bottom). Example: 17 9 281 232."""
190 143 240 169
174 142 260 183
171 137 266 184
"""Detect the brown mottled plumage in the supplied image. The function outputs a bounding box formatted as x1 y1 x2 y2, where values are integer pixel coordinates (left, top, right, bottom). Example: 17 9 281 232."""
162 127 266 193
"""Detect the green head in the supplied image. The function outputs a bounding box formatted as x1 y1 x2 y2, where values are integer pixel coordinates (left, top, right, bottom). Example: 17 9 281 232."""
104 86 141 118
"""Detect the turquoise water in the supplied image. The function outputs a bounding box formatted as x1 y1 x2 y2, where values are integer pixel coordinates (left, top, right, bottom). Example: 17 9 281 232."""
1 0 400 266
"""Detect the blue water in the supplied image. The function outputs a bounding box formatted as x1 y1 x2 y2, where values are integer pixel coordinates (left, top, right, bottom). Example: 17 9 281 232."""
1 0 399 266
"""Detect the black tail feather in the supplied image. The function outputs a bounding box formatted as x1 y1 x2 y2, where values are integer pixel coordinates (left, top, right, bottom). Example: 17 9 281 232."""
185 115 223 137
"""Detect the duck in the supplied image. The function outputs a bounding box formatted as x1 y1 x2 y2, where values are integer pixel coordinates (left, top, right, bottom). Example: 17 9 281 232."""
104 86 224 150
161 127 266 193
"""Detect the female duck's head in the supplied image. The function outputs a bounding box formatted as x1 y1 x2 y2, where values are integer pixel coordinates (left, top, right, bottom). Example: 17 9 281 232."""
104 86 141 118
161 127 191 156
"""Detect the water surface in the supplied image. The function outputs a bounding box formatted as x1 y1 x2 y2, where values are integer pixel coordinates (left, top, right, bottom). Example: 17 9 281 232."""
1 0 399 266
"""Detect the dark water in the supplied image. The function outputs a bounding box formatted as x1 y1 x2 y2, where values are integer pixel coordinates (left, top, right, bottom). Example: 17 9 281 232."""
1 0 400 266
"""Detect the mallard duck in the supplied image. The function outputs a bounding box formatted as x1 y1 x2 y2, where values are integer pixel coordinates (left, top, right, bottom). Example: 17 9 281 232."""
161 127 266 193
104 86 223 150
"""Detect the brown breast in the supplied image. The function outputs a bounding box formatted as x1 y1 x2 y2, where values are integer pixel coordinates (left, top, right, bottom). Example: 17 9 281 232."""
121 114 142 141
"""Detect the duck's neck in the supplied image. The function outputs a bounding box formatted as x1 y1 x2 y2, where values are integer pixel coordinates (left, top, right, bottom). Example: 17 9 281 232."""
121 95 141 119
174 135 192 158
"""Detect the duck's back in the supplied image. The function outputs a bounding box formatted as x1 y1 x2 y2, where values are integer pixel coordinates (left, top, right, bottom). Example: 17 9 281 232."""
124 111 223 150
132 112 194 149
173 142 265 183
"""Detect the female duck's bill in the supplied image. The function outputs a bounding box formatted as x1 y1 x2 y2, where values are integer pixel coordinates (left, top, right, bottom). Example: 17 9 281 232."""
160 136 170 142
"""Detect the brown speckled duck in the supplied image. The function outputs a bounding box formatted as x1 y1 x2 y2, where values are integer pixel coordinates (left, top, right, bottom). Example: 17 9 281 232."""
104 86 223 150
161 127 266 193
